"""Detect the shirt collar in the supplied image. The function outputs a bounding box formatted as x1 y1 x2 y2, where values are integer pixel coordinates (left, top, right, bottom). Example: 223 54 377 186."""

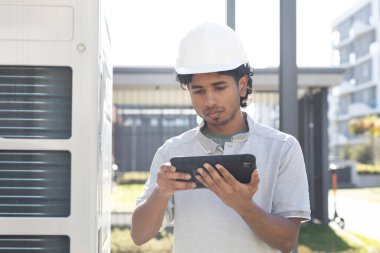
196 113 255 154
196 121 218 153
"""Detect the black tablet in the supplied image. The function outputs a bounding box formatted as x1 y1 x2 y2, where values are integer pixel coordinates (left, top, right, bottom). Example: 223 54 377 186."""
170 154 256 188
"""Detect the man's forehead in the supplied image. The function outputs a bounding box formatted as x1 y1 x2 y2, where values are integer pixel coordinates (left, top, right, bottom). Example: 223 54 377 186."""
190 73 231 84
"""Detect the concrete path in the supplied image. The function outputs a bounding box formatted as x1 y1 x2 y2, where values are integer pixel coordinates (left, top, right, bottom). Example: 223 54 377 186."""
329 191 380 242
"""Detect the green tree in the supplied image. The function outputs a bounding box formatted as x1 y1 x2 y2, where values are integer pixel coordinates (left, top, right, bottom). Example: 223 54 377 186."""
348 115 380 165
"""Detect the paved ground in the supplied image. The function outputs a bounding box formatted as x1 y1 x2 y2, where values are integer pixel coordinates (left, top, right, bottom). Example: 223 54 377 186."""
329 189 380 242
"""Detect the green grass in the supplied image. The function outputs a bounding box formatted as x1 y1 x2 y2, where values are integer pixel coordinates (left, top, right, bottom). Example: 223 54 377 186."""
116 172 150 184
112 184 145 213
111 224 380 253
299 223 351 251
298 222 380 252
111 227 172 253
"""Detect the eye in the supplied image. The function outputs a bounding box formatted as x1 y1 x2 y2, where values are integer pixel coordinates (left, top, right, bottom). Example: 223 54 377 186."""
191 89 204 94
215 86 226 91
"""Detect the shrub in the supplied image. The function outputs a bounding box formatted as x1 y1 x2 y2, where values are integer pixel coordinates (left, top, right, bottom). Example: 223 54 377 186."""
339 143 373 165
117 172 150 185
356 163 380 174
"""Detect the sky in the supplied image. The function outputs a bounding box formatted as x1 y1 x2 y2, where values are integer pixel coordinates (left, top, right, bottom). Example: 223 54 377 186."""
107 0 362 68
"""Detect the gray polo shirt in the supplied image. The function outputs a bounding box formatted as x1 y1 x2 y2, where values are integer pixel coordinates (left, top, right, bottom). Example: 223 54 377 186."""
137 115 311 253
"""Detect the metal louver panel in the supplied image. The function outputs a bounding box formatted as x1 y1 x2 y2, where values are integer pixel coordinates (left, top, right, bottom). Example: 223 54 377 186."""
0 235 69 253
0 151 71 217
0 66 72 139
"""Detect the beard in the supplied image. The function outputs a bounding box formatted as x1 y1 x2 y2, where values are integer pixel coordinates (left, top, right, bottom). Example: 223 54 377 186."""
200 106 239 128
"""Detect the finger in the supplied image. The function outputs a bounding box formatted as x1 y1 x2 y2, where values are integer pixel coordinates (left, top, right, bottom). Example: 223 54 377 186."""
159 176 196 190
250 169 260 187
203 163 222 179
195 174 206 187
160 164 176 173
251 169 259 181
215 164 237 185
162 172 192 181
159 165 192 181
198 164 223 189
196 167 213 188
169 180 196 190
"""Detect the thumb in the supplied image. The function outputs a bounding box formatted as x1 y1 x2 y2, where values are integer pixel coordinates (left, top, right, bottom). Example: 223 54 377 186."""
250 169 260 185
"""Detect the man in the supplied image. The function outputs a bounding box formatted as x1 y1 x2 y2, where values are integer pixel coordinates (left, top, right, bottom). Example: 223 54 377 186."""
131 22 310 253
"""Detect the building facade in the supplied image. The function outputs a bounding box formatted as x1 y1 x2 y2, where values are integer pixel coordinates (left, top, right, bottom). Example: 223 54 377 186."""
330 0 380 156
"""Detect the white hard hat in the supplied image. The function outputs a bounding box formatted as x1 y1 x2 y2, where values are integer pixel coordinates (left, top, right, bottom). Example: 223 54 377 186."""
175 22 248 74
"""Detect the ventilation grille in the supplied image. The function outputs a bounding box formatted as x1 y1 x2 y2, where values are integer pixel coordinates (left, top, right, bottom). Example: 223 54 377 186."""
0 151 71 217
0 66 72 139
0 235 69 253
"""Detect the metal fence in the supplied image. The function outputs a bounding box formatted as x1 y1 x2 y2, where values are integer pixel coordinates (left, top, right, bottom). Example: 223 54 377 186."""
114 105 198 172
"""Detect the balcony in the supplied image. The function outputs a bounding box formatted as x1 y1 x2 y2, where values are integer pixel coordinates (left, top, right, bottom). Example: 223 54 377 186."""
348 102 372 116
332 22 375 49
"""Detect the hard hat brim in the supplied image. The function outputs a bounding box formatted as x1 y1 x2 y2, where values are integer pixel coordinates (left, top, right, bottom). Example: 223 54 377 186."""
175 61 247 75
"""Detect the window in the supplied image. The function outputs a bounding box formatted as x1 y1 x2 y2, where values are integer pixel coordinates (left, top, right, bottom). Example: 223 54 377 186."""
0 66 72 139
354 31 375 58
338 94 351 115
369 87 377 108
343 67 354 83
352 86 377 108
353 60 372 84
353 3 372 25
340 43 353 64
337 18 352 42
338 120 349 136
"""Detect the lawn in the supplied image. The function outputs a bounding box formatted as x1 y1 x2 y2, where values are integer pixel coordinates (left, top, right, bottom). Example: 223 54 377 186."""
298 222 380 253
111 223 380 253
112 184 145 213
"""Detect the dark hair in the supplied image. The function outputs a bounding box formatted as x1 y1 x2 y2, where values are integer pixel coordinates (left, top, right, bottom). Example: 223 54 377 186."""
176 64 254 108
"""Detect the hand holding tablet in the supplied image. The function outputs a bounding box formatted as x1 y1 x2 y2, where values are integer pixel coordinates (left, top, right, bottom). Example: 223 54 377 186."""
170 154 256 188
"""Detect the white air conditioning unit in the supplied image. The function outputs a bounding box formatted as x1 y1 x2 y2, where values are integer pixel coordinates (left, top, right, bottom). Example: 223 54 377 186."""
0 1 112 252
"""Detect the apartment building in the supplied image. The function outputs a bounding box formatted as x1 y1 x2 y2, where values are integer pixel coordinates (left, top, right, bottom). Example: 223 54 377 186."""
330 0 380 156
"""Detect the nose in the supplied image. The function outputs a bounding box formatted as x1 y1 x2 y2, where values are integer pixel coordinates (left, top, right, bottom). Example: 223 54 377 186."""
204 90 217 107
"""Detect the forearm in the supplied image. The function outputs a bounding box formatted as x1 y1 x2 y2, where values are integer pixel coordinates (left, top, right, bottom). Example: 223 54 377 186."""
131 186 171 245
238 202 300 253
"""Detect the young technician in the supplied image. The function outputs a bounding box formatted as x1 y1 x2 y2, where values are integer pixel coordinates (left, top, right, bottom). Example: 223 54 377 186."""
131 22 310 253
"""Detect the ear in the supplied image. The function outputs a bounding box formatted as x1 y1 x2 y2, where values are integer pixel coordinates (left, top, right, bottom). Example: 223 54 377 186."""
238 75 248 97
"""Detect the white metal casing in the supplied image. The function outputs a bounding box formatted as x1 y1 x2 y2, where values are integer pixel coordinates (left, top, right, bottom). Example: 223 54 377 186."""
0 0 113 252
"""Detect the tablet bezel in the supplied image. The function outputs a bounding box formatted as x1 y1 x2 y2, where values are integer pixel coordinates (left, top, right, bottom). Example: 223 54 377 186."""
170 154 256 188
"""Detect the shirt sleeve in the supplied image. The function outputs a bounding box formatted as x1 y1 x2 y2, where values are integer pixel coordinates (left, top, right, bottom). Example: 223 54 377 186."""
136 147 175 230
272 138 311 221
